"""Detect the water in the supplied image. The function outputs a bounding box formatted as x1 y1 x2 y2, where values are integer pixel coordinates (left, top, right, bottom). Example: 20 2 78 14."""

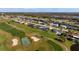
21 37 31 46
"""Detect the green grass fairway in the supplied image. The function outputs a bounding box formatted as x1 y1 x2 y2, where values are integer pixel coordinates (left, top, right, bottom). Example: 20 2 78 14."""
10 21 57 39
0 35 9 51
0 35 6 42
9 21 64 51
47 40 63 51
0 45 6 51
0 22 25 38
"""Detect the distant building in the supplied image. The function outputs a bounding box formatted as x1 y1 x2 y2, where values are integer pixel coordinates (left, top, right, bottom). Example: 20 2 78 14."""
68 31 79 40
39 25 49 31
61 25 67 29
50 22 60 27
27 23 35 28
72 34 79 40
51 29 62 36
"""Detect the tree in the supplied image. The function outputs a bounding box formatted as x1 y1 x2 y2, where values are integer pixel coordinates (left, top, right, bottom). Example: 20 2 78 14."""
59 33 67 42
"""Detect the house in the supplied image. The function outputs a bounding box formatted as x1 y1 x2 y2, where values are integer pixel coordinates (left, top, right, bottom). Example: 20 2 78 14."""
73 16 79 19
62 28 68 32
72 34 79 45
38 17 47 23
51 29 62 36
31 18 38 22
61 24 67 29
75 22 79 24
24 21 31 25
38 21 45 25
55 30 62 36
67 24 78 30
34 24 41 28
27 23 35 28
67 35 73 39
49 26 53 30
67 31 79 41
72 33 79 40
50 22 60 27
38 25 49 31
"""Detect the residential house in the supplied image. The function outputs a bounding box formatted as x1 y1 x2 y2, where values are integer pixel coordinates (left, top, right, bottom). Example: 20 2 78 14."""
50 22 60 27
38 25 49 31
51 29 62 36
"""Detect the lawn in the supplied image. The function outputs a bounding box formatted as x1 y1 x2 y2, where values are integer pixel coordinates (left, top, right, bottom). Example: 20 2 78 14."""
9 21 57 39
0 22 25 38
0 35 6 42
0 35 10 51
9 21 64 51
0 44 7 51
47 40 63 51
64 39 73 50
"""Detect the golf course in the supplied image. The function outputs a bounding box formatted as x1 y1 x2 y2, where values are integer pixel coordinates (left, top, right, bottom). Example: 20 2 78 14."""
0 20 65 51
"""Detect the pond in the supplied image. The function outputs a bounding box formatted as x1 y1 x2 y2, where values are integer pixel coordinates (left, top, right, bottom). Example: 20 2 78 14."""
21 37 31 46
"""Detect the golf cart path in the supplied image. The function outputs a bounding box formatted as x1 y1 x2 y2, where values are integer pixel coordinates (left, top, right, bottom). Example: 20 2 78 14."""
47 37 69 51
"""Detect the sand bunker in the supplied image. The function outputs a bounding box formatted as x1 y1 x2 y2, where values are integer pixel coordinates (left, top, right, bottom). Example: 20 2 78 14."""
12 39 19 47
31 36 40 42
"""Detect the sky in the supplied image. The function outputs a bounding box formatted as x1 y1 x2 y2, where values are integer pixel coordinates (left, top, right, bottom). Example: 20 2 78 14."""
0 8 79 12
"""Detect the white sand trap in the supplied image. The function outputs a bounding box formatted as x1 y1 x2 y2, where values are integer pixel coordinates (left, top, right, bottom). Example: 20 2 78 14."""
31 36 40 42
12 39 19 47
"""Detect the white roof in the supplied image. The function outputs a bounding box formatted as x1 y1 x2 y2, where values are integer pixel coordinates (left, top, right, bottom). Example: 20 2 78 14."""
73 35 79 39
